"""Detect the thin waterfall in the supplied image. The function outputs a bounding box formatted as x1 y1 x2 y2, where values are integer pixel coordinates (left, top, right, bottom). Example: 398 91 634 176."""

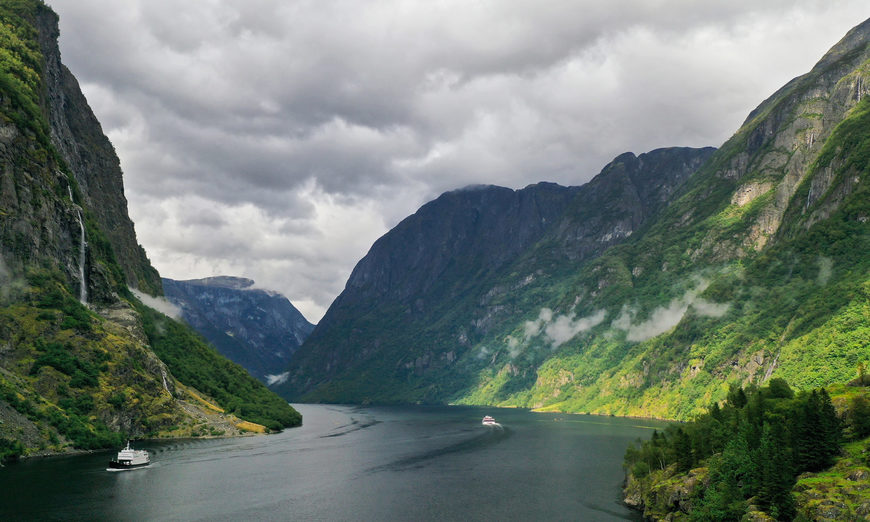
68 185 88 304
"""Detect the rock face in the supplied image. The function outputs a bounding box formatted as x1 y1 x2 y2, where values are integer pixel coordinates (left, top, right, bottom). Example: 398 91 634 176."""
0 5 158 303
276 147 714 402
0 1 300 456
162 277 314 383
36 9 160 295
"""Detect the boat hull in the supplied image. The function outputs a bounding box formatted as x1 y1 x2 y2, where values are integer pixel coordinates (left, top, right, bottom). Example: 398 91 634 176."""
107 461 150 471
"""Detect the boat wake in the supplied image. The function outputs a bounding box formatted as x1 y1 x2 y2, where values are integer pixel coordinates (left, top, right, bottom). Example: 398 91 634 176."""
320 417 381 438
366 426 512 474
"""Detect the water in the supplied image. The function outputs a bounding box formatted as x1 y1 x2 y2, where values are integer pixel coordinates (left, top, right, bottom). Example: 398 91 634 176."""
67 184 87 304
0 404 668 521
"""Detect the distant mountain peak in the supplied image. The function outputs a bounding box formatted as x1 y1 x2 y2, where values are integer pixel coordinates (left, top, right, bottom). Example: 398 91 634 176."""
162 277 314 383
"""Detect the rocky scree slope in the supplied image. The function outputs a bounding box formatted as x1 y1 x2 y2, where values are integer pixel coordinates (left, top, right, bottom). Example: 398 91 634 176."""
162 276 314 384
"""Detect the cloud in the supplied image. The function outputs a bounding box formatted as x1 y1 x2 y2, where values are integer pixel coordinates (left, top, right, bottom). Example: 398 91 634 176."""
817 256 834 286
513 305 605 353
544 310 608 348
131 289 182 319
49 0 870 321
612 280 730 342
265 372 289 386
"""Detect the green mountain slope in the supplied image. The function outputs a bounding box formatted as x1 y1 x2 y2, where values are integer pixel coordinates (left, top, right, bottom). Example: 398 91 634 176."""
278 147 714 403
0 0 299 458
278 17 870 421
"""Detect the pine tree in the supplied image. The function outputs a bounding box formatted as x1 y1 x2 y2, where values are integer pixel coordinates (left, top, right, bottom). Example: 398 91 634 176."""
849 396 870 438
757 421 796 520
819 389 841 465
674 427 694 472
794 389 842 472
727 384 748 409
794 390 824 472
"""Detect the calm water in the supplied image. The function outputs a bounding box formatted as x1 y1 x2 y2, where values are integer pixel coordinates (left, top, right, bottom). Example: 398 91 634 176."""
0 404 668 521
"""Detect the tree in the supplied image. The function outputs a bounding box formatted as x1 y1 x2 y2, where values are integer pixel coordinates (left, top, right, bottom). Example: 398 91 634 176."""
794 389 842 472
727 383 748 409
674 428 694 472
848 396 870 438
766 378 794 399
756 421 796 520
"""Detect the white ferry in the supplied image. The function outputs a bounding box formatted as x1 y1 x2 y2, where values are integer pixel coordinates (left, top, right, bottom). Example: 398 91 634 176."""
107 441 150 471
482 415 499 426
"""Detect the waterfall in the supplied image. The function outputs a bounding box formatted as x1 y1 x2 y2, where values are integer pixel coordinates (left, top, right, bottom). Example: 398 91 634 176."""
161 369 171 394
68 185 88 304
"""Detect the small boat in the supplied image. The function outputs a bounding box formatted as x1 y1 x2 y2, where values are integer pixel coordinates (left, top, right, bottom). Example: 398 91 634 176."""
482 415 499 426
107 441 150 471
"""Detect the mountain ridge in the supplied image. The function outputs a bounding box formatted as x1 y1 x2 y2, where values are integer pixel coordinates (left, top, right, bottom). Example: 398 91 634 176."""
162 276 314 383
276 146 715 403
275 17 870 420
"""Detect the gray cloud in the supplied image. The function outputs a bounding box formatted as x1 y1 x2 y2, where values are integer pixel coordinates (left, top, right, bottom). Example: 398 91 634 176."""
48 0 870 321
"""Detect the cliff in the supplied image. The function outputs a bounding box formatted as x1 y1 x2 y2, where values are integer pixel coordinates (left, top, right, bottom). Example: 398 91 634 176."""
0 0 299 459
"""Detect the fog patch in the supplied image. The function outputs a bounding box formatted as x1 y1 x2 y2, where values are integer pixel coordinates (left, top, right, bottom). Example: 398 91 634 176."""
610 305 634 331
132 288 183 319
816 256 833 286
0 256 22 303
505 337 522 359
265 372 289 386
612 279 730 342
544 309 607 347
515 304 605 353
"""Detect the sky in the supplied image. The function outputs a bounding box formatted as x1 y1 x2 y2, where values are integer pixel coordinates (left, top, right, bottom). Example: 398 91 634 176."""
48 0 870 323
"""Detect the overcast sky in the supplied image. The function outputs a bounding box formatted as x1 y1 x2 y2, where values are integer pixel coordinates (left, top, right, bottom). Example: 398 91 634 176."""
48 0 870 323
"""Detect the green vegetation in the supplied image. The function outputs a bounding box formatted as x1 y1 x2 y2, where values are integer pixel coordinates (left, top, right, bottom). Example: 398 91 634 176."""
0 0 50 144
0 0 301 458
136 302 301 431
623 379 865 520
0 437 25 464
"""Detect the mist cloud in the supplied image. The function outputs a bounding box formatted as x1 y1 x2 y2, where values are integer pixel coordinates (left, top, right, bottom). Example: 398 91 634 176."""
509 305 605 355
132 289 183 319
612 280 730 342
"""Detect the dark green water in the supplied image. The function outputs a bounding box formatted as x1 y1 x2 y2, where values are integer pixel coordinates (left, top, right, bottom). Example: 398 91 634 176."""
0 404 668 520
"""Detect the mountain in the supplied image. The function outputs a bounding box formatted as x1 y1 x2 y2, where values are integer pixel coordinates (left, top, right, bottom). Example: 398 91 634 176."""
275 146 715 402
276 17 870 420
0 1 298 459
162 276 314 383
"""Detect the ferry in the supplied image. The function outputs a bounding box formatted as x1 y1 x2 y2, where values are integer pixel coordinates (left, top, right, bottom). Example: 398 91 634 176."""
482 415 499 426
107 441 150 471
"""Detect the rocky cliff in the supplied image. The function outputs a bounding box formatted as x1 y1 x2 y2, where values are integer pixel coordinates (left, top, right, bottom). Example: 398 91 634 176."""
277 17 870 419
162 276 314 383
37 8 160 296
0 1 299 459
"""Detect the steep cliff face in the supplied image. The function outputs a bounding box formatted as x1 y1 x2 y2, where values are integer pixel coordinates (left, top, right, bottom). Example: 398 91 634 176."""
162 276 314 383
276 147 714 402
36 8 160 296
0 1 299 457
